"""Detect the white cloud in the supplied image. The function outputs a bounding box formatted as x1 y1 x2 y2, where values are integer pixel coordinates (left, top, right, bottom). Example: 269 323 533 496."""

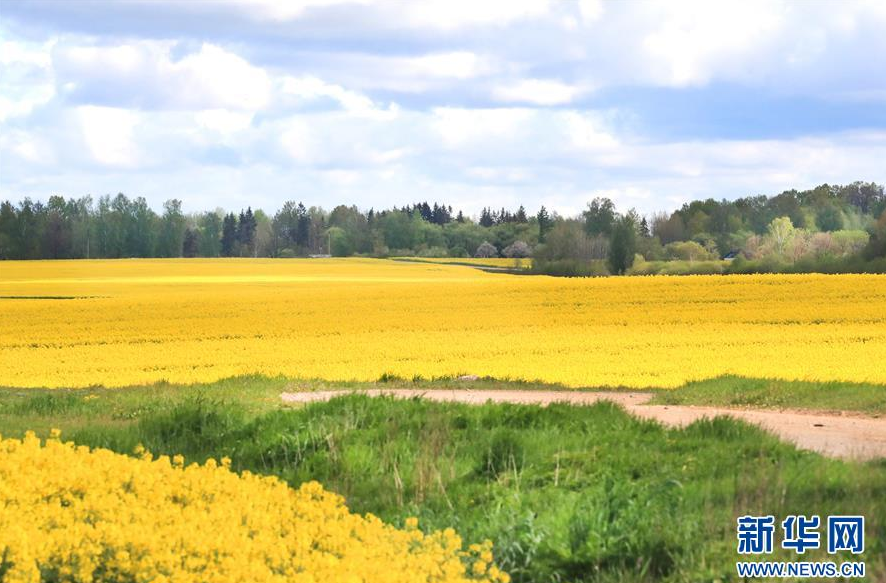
2 1 886 217
304 51 497 94
0 88 54 122
578 0 604 23
195 109 254 135
0 129 54 165
279 118 314 163
640 0 786 86
61 43 144 72
386 0 552 30
399 52 490 80
76 106 140 167
0 38 55 121
176 44 271 110
183 0 552 30
1 39 53 67
493 79 585 105
280 75 397 118
367 148 408 164
562 112 619 151
231 0 371 21
432 107 533 147
467 166 531 182
54 41 271 110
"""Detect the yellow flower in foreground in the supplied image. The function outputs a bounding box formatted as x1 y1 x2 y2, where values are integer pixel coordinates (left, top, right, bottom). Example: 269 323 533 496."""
0 432 505 583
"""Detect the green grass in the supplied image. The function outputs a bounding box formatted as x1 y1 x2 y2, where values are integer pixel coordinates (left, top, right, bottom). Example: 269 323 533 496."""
1 376 885 582
0 373 882 446
650 375 886 416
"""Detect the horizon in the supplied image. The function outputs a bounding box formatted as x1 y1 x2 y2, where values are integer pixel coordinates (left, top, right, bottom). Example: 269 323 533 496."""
2 178 882 222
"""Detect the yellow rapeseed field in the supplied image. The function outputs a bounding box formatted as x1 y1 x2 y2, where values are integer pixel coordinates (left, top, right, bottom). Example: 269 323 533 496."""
1 258 885 388
0 431 505 583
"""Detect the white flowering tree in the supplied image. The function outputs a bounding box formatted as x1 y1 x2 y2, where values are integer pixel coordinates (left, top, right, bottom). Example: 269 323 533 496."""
474 241 498 258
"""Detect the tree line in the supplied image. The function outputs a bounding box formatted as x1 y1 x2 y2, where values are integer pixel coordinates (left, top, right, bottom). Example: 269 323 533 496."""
1 181 885 275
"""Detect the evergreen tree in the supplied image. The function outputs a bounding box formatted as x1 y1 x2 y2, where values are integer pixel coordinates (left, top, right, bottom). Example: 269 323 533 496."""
182 228 199 257
0 201 17 259
515 205 528 223
417 202 432 222
295 203 310 248
431 203 451 225
537 206 552 242
237 207 257 256
479 208 494 228
44 195 71 259
221 212 238 257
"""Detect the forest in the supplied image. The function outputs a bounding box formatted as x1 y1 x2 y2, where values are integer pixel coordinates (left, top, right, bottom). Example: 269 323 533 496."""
1 181 885 275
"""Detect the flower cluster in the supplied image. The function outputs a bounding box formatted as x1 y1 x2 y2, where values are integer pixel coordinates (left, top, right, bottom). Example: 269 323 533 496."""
1 258 885 389
0 432 508 583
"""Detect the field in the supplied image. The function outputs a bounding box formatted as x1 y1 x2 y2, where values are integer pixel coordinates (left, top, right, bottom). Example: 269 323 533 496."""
3 259 886 582
1 380 884 582
2 258 886 389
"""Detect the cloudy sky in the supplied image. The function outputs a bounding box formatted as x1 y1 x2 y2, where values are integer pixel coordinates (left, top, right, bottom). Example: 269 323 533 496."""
2 0 885 216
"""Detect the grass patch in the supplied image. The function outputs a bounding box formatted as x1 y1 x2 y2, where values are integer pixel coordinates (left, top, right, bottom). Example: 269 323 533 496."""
1 378 884 582
1 374 884 441
651 375 886 416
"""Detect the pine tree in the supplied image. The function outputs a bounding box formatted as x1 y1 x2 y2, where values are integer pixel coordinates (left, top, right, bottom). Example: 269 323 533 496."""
515 205 528 223
221 213 238 257
479 208 494 228
537 206 551 242
295 203 310 248
182 228 199 257
237 207 257 256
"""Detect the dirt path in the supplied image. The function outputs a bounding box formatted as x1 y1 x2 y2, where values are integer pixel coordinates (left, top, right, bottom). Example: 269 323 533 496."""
281 389 886 461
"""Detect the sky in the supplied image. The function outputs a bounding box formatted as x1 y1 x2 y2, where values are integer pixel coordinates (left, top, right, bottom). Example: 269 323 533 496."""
1 0 885 217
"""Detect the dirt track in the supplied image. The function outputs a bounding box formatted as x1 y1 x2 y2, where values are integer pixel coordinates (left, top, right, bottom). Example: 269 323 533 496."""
281 389 886 461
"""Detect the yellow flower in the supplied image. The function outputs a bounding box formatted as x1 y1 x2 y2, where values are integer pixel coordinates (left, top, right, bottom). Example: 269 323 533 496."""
0 433 506 583
1 259 884 390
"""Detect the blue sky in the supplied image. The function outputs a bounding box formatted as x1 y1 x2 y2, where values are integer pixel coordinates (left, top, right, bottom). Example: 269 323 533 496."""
1 0 885 216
